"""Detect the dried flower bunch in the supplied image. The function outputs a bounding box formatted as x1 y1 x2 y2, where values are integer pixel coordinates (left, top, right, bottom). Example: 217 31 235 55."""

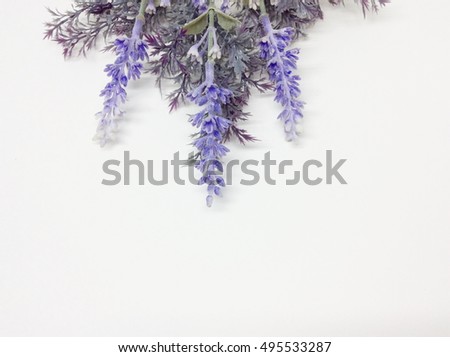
45 0 388 206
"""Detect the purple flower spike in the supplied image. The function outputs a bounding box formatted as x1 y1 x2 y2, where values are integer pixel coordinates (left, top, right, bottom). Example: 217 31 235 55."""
188 61 232 207
260 15 304 142
94 17 148 147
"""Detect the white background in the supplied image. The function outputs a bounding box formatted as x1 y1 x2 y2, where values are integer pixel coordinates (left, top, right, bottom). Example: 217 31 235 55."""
0 0 449 336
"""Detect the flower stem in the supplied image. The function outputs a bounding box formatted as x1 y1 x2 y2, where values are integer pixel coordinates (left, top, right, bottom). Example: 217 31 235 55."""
207 0 215 60
137 0 150 20
259 0 267 15
132 0 150 38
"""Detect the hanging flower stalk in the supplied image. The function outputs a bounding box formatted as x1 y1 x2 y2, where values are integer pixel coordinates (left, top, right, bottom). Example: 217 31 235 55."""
257 0 304 142
94 0 152 146
184 0 239 207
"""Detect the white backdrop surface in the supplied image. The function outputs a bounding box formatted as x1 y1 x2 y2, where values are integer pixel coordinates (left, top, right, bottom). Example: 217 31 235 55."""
0 0 449 336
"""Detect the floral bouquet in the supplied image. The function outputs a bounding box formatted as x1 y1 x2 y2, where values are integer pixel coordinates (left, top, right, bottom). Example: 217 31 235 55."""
45 0 389 206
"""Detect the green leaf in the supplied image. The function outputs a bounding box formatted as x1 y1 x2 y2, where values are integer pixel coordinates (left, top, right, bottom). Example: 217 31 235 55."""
183 12 209 35
216 11 240 31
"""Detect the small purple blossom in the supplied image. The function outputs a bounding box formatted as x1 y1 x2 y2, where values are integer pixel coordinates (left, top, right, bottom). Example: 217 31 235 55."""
192 0 208 12
94 17 148 147
188 61 232 207
221 0 230 11
208 28 222 60
260 15 304 142
192 0 230 11
187 29 209 64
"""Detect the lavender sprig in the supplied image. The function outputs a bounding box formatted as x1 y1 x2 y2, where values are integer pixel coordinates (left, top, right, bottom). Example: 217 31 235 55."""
94 1 149 147
186 5 234 207
188 61 232 207
260 11 304 141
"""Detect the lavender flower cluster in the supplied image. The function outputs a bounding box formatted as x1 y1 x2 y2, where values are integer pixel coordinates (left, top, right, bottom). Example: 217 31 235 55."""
260 16 303 141
45 0 389 206
188 61 232 207
95 17 148 146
